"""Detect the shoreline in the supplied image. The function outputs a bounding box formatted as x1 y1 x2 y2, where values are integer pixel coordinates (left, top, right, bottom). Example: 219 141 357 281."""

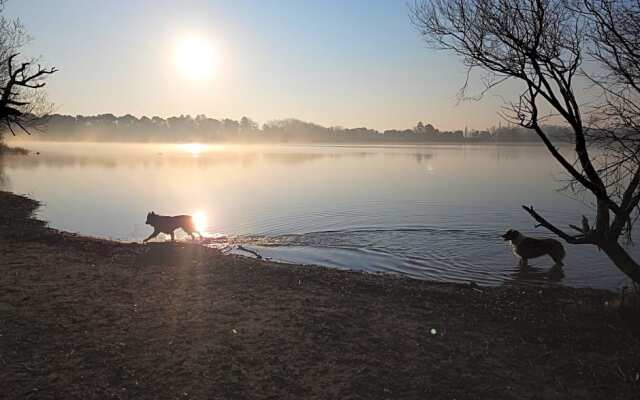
0 142 29 155
1 190 639 399
6 137 569 147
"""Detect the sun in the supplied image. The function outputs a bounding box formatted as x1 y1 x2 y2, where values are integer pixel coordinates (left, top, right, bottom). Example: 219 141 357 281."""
174 35 217 81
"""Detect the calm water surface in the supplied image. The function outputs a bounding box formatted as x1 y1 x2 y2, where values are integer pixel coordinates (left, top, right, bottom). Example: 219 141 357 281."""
2 141 634 289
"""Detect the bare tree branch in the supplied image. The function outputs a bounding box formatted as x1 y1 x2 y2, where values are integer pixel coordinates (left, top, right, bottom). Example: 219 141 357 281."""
0 10 56 141
522 205 593 244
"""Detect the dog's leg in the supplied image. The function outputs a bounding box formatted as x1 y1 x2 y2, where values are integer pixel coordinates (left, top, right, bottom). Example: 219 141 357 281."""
183 228 196 240
143 229 160 243
549 264 565 280
551 253 564 267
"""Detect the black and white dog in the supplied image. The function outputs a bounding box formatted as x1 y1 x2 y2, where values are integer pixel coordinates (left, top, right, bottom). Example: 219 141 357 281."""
502 229 565 266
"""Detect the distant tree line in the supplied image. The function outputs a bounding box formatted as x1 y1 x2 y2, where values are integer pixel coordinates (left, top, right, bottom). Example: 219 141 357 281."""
24 113 571 144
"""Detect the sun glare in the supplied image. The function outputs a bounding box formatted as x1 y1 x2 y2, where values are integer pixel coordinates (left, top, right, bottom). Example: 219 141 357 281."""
181 143 207 155
174 35 217 81
192 211 207 233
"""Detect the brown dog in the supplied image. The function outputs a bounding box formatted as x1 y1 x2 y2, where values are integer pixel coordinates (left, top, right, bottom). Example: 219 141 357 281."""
502 229 565 266
144 211 202 242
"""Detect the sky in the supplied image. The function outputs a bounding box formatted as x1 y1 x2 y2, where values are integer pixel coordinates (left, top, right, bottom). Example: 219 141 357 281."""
5 0 518 131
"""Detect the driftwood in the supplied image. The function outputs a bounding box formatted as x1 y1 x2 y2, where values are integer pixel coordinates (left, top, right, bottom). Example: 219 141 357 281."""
237 245 263 260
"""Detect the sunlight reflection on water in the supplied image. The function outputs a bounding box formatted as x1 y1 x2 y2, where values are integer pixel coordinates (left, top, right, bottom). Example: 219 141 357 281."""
192 210 208 234
181 143 208 156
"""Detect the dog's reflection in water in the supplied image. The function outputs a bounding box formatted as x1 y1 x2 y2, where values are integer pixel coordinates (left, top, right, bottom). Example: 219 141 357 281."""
511 263 565 283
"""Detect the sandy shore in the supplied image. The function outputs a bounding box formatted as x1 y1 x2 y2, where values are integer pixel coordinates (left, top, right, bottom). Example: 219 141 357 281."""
1 190 639 399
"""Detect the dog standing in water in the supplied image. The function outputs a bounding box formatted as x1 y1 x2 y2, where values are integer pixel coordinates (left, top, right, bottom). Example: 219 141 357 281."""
143 212 202 242
502 229 565 267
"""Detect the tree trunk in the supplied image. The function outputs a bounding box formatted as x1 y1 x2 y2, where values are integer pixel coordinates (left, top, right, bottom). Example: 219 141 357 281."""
601 241 640 283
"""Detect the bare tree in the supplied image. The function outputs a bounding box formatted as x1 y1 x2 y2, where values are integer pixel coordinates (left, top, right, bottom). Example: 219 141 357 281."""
411 0 640 283
579 0 640 239
0 0 56 139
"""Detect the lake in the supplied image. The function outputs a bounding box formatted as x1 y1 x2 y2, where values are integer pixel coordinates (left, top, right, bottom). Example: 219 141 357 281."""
1 141 634 289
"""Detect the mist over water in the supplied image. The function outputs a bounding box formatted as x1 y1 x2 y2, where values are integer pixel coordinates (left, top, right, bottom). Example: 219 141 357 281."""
1 141 633 289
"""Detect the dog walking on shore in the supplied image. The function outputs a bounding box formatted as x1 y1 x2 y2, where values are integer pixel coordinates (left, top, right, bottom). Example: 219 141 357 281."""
502 229 565 267
143 211 202 242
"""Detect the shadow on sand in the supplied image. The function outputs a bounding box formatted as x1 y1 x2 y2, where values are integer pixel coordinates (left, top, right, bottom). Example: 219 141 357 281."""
136 241 215 267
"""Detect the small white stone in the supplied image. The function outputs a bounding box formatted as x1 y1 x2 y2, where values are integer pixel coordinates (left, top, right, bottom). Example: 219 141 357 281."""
430 328 437 335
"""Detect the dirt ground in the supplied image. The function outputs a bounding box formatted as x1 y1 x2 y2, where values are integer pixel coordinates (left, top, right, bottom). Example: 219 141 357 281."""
1 191 639 399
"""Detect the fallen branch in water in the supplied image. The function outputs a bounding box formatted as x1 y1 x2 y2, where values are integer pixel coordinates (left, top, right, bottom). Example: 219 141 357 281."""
237 245 262 260
521 205 592 244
